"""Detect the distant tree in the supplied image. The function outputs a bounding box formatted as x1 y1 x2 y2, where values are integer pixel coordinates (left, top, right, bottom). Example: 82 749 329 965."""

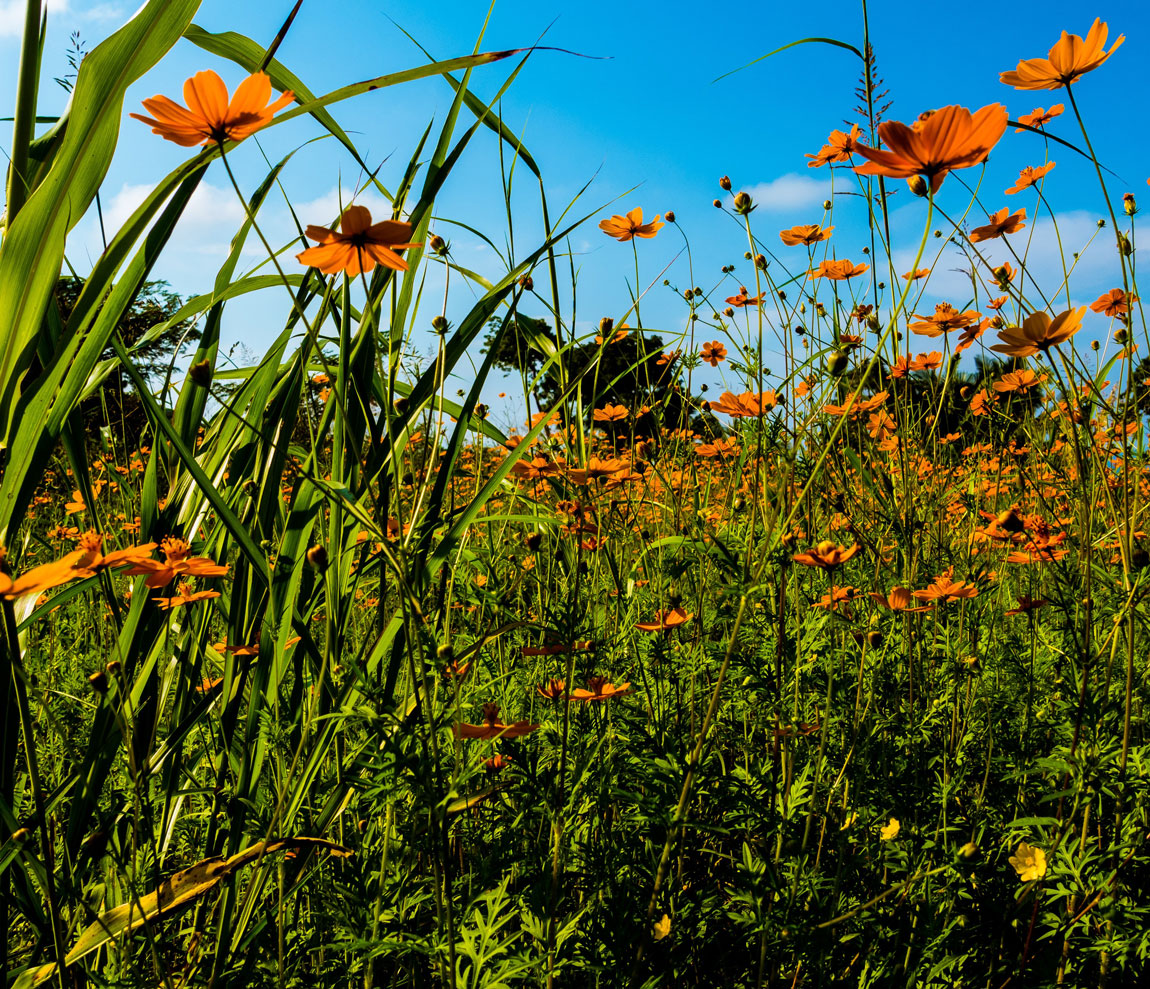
54 277 200 443
483 314 695 433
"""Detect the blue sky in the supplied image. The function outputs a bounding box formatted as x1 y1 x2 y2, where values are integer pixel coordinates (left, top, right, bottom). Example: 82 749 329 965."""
2 0 1149 426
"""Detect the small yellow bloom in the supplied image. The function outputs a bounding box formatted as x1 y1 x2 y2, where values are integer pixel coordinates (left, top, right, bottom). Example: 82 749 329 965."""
880 817 900 841
1009 841 1047 881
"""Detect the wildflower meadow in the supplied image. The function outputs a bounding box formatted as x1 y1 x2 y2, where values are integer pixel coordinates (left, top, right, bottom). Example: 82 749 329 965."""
3 2 1150 986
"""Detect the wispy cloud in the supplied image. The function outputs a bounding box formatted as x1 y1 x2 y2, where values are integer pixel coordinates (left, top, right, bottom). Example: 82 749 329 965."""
0 0 67 38
739 173 832 212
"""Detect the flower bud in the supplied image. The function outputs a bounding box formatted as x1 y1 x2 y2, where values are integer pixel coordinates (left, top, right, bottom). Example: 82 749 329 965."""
307 544 329 571
519 274 534 291
665 210 676 223
826 350 848 375
526 532 542 551
719 175 732 191
429 234 447 254
188 359 213 387
713 198 722 208
823 199 832 210
437 643 454 662
733 191 754 215
907 176 928 197
431 315 450 334
866 630 883 648
599 316 614 335
1124 193 1137 216
754 254 767 270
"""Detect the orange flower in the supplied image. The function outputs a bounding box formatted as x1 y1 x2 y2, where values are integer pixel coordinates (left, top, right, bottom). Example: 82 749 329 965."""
955 318 992 354
710 391 778 417
1006 162 1056 194
1015 104 1064 131
131 71 293 147
913 574 978 603
909 351 943 371
297 205 420 277
726 286 763 306
699 341 728 366
536 678 566 700
808 259 869 281
793 540 861 570
870 586 913 611
0 556 79 602
635 607 693 633
888 355 912 379
125 536 229 589
593 403 630 422
779 224 833 246
908 303 980 338
569 675 633 702
1001 19 1124 90
902 268 930 281
969 207 1027 243
1090 288 1138 317
814 585 857 610
806 124 862 167
598 207 664 241
853 104 1008 193
70 530 157 575
993 368 1045 394
453 703 539 740
990 307 1085 357
154 584 221 610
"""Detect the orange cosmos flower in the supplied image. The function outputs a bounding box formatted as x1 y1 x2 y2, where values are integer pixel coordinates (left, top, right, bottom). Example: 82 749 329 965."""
536 678 566 700
726 286 763 306
779 224 834 246
990 307 1085 357
1090 288 1138 317
888 355 912 379
793 540 861 570
805 124 862 167
969 207 1027 243
453 703 539 740
993 368 1045 394
1015 104 1064 131
0 555 83 601
1006 162 1056 194
635 607 693 633
814 585 857 610
598 207 664 241
870 586 913 611
1000 19 1124 90
297 205 420 277
131 71 293 147
908 303 980 338
808 259 869 281
593 403 630 422
569 675 633 702
852 104 1008 193
125 536 229 588
70 530 157 574
902 268 930 281
699 341 728 366
910 351 943 371
710 391 778 417
154 584 222 611
913 574 978 603
955 318 992 353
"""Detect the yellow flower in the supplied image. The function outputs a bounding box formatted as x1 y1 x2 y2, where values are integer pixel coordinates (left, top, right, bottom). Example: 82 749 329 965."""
880 817 901 841
839 811 858 830
1009 841 1047 881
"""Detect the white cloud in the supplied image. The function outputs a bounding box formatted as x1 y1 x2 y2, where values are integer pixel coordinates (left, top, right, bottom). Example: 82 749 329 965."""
892 210 1118 304
0 0 66 37
79 2 126 20
739 173 833 213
